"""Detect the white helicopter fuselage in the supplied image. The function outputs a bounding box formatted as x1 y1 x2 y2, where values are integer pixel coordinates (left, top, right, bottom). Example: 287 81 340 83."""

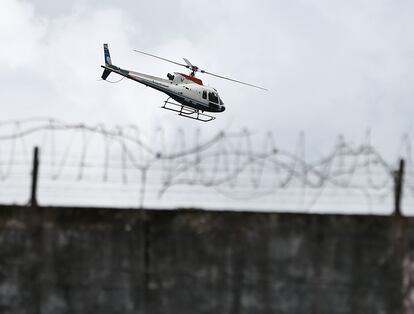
102 64 226 113
101 43 265 121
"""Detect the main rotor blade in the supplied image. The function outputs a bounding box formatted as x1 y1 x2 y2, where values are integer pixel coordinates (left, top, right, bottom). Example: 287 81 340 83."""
201 70 268 91
133 49 267 90
133 49 189 69
182 58 193 67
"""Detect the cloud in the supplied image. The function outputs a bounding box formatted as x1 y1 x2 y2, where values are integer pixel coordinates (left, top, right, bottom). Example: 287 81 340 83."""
1 1 161 129
1 0 414 153
0 0 45 67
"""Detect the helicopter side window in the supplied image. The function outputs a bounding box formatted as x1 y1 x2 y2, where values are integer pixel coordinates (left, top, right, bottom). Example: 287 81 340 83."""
202 91 207 99
208 92 218 103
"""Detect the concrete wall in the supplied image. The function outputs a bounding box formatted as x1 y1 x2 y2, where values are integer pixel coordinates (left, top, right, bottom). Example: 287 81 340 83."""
0 206 409 314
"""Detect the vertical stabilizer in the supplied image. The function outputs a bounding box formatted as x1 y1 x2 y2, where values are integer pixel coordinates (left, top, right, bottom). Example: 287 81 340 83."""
104 43 112 65
102 43 112 80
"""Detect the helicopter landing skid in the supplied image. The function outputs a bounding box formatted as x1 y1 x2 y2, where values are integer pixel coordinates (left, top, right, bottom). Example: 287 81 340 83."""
162 97 215 122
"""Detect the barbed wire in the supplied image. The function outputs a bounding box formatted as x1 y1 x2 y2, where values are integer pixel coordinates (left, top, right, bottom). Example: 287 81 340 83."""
0 117 412 211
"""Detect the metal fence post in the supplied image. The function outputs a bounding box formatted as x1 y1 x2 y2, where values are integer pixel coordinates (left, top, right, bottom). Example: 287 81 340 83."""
394 159 405 216
29 146 39 207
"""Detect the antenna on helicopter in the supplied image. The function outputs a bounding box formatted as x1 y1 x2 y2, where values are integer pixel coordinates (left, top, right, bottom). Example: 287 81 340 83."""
133 49 268 91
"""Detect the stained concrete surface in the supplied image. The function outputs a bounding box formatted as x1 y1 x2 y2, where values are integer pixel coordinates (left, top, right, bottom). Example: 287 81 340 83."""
0 206 409 314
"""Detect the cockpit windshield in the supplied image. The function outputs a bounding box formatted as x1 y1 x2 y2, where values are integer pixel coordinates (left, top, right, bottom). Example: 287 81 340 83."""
208 92 219 104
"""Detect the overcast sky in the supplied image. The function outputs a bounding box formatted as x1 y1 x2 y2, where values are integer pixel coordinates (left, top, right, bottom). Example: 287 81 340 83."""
2 0 414 158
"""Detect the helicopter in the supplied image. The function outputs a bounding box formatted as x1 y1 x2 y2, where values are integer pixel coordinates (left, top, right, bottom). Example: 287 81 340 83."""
100 44 267 122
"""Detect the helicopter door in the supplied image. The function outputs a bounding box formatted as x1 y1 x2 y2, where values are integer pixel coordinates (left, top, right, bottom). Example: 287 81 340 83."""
208 92 220 110
208 92 219 103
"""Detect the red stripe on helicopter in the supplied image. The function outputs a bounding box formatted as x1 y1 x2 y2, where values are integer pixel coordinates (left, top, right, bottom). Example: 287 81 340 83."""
179 73 203 85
